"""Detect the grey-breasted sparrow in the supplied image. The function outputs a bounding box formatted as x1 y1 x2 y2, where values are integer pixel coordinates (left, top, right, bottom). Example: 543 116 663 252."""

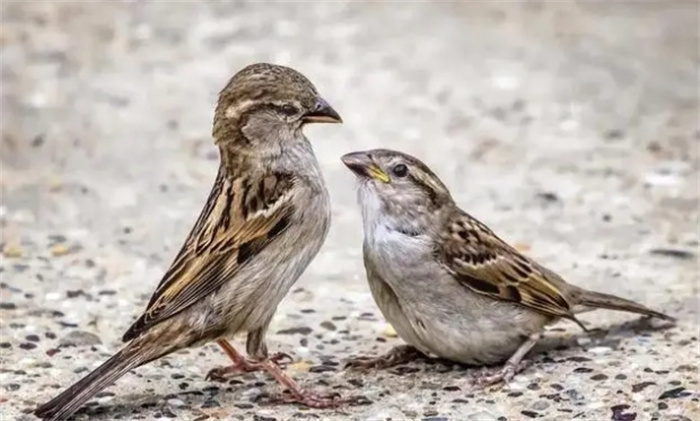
341 148 674 385
35 63 343 421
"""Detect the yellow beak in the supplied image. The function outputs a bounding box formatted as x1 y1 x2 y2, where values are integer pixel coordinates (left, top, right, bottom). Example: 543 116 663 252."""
367 165 390 183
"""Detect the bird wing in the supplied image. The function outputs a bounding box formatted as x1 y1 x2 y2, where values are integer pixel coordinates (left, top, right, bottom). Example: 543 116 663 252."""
123 171 296 341
435 211 577 321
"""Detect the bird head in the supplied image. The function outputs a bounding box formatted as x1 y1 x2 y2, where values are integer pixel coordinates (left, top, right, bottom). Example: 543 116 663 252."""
213 63 341 148
341 149 453 236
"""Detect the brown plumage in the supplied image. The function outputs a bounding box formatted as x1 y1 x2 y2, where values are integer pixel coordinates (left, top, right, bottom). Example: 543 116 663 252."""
342 148 674 385
35 63 342 421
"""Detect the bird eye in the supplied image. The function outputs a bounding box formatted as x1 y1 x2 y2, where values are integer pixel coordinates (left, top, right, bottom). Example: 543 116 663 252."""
392 164 408 177
278 104 299 116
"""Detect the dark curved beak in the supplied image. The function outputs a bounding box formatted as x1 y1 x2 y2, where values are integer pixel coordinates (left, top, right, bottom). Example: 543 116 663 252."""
341 151 390 183
303 97 342 124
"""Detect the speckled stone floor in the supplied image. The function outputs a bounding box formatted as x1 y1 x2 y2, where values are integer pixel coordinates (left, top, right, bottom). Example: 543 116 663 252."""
1 2 698 421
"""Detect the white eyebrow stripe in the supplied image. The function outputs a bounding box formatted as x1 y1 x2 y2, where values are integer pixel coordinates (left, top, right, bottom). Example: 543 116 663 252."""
225 99 256 119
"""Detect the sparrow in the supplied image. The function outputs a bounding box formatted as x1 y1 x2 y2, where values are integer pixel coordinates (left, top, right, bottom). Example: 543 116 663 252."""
340 148 675 386
34 63 343 421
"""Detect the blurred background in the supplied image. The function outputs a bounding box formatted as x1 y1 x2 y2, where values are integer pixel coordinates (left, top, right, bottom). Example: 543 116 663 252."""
1 2 698 421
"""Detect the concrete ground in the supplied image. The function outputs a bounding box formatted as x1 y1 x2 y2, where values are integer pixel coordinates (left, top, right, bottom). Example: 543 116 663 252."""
1 2 698 420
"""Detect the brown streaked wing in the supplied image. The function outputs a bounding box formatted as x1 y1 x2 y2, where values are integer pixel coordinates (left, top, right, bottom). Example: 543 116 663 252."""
435 211 577 322
122 171 295 341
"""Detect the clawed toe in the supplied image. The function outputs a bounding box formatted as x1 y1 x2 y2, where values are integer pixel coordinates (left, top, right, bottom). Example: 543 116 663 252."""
344 357 381 370
206 366 238 382
267 390 347 409
473 360 532 388
269 352 294 367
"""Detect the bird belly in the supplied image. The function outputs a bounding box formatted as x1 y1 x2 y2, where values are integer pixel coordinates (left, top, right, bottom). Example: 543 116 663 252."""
203 190 330 337
367 235 547 365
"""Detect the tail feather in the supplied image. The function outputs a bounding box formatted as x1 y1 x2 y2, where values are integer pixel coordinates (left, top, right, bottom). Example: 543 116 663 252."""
34 347 143 421
575 288 676 322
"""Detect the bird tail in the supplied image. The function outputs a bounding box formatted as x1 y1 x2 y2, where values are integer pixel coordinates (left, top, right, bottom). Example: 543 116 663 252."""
34 344 147 421
574 288 675 322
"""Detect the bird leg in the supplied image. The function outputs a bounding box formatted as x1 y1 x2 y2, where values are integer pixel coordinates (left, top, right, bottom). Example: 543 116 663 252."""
474 332 541 387
345 345 424 370
259 359 346 409
206 339 292 381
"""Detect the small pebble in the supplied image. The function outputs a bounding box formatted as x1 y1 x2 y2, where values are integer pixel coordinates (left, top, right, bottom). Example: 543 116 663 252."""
587 346 612 355
59 330 102 347
276 327 312 335
320 321 336 331
533 400 550 411
3 243 22 258
383 324 398 338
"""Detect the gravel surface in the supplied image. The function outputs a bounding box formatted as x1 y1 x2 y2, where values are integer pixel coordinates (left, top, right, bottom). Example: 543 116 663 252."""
1 2 698 421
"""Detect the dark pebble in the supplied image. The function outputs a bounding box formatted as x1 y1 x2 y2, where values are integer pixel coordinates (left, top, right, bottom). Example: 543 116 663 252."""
19 342 37 350
564 389 585 401
0 302 16 310
98 290 117 296
300 309 315 314
649 248 694 259
452 398 469 404
657 402 668 410
632 382 656 392
442 385 460 392
508 391 523 397
95 391 115 398
26 334 40 342
537 192 559 202
331 316 347 321
320 321 336 331
590 374 608 381
46 348 60 357
0 342 12 349
66 290 86 299
605 129 624 139
45 332 57 339
611 404 637 421
422 417 448 421
347 378 363 388
299 338 308 347
527 383 540 390
234 403 253 409
171 373 185 379
309 365 336 373
5 383 20 391
521 410 539 418
423 410 438 417
574 367 593 373
276 327 312 335
201 399 220 409
550 383 564 391
253 415 277 421
658 387 690 399
616 374 628 380
567 356 592 362
161 409 177 418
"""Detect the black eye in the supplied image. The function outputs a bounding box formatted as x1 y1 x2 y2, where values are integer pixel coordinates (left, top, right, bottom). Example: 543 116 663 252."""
392 164 408 177
279 104 299 116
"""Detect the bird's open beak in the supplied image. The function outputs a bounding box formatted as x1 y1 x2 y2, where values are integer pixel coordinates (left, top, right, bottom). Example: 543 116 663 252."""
341 152 390 183
303 97 342 124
